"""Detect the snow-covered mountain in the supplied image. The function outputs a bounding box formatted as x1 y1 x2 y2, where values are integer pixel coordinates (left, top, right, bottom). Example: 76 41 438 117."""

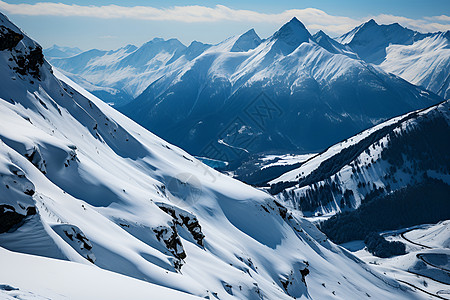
49 38 210 106
336 19 429 64
380 31 450 99
120 17 440 162
338 20 450 99
0 12 429 300
49 18 445 163
269 98 450 219
43 44 82 59
312 30 357 59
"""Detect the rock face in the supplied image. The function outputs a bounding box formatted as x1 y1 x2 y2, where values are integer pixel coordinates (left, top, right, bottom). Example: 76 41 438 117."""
156 203 205 247
153 225 186 261
13 46 44 79
0 25 23 51
0 204 35 233
0 17 45 80
52 224 96 264
0 161 36 233
150 202 207 270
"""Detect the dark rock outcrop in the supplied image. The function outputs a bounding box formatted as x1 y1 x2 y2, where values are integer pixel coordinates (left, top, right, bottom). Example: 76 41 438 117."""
156 203 205 247
0 25 23 51
153 224 186 261
0 204 36 233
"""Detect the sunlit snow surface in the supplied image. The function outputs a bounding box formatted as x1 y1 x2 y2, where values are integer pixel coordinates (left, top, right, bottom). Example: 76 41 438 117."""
0 12 430 300
343 221 450 299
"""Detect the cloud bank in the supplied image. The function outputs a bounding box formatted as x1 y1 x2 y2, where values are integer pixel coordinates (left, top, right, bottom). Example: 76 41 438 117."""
0 1 448 35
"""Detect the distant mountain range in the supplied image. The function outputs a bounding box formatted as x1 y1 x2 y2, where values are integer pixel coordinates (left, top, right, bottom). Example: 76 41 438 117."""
47 18 450 102
337 19 450 98
48 18 447 164
43 44 82 58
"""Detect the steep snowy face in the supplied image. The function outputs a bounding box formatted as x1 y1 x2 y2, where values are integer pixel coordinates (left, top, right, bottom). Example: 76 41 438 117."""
121 19 441 164
0 12 425 300
230 29 262 52
270 17 312 55
312 30 358 59
338 21 449 98
338 19 427 64
380 31 450 99
269 99 450 218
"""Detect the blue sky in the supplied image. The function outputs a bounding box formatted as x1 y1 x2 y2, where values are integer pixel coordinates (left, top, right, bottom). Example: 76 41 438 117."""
1 0 449 50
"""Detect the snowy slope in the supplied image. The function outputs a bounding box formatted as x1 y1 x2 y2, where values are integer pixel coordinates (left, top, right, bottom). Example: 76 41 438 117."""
0 12 429 300
337 19 428 64
312 30 357 59
120 17 441 162
342 222 450 299
403 221 450 249
269 98 450 217
0 247 200 300
380 31 450 99
338 20 449 98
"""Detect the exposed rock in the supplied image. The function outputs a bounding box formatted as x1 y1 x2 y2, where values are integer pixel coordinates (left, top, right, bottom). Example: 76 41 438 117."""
153 224 186 261
0 204 35 233
300 267 309 285
12 46 44 79
24 147 46 174
273 200 287 219
52 224 96 264
0 24 44 79
156 203 205 247
0 25 23 51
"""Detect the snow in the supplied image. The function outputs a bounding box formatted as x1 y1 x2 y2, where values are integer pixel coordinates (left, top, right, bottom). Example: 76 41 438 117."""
49 38 188 100
261 153 316 169
343 222 450 299
0 11 431 299
270 96 449 219
402 221 450 249
269 111 415 184
0 247 200 300
380 32 450 99
337 20 449 98
43 44 82 59
230 29 262 52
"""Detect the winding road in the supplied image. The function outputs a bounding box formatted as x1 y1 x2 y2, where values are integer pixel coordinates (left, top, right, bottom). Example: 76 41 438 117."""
400 229 432 249
396 227 450 299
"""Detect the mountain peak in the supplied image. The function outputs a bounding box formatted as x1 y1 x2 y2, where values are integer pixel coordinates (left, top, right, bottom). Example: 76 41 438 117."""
366 18 378 26
280 17 309 33
312 30 333 45
313 30 328 39
230 28 262 52
272 17 311 49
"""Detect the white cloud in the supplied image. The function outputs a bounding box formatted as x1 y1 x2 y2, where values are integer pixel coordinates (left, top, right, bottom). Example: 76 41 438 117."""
0 1 448 36
371 14 450 33
425 15 450 22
